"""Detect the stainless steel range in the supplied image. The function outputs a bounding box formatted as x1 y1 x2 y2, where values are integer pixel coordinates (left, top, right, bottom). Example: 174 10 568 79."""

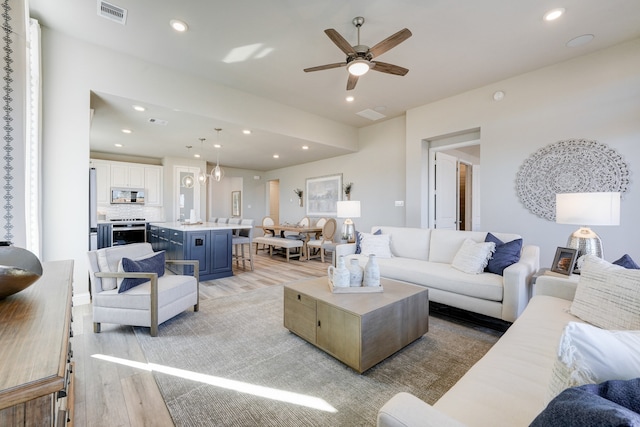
110 218 147 246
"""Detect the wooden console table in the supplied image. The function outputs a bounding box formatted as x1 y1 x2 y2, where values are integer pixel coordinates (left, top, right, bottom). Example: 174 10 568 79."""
0 260 74 426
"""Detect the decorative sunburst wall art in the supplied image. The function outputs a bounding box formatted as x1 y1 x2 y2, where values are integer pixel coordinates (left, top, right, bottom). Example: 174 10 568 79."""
516 139 630 221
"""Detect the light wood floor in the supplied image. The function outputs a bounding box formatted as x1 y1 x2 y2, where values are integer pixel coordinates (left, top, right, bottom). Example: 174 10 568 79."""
72 250 328 427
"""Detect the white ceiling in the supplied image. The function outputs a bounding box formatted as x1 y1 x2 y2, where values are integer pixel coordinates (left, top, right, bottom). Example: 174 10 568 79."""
29 0 640 170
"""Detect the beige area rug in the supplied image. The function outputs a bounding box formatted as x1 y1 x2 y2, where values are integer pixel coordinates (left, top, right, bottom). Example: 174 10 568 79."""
134 284 501 427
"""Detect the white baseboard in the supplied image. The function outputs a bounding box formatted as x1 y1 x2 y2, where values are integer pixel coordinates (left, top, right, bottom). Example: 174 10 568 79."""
73 292 91 306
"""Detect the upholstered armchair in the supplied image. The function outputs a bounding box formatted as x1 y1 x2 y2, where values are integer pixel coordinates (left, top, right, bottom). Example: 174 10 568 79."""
87 242 199 337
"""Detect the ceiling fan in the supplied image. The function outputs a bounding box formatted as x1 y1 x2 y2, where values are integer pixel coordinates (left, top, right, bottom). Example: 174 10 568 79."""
304 17 412 91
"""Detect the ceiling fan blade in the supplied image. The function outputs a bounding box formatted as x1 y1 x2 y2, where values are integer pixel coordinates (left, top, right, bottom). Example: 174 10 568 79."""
369 28 412 58
346 73 359 91
325 29 357 55
304 62 347 72
371 61 409 76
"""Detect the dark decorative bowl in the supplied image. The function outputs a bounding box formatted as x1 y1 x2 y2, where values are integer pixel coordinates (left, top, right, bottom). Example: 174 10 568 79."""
0 245 43 299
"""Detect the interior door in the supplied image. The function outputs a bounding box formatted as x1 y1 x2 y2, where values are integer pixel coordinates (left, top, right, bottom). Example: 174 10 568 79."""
434 152 458 230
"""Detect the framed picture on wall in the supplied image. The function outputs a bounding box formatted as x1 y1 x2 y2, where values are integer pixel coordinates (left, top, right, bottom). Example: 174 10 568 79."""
231 191 241 217
305 174 342 216
551 247 578 276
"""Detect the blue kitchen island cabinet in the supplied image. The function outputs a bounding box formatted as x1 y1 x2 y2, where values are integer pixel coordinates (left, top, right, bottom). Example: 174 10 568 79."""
150 222 248 281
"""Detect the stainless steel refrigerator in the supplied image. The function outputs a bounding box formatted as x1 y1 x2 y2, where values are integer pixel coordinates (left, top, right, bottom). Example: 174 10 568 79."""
89 167 97 250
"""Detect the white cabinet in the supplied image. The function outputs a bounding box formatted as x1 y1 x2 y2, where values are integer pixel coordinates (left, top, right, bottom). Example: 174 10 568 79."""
91 160 111 204
91 159 164 207
144 166 163 206
111 164 145 188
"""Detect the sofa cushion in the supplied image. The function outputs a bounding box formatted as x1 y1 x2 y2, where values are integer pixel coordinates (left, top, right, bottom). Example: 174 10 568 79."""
452 239 496 274
547 321 640 401
484 232 522 276
347 255 504 301
119 251 166 293
532 379 640 427
428 230 521 264
613 254 640 269
371 226 431 260
570 255 640 330
95 243 155 290
94 274 197 310
359 232 392 258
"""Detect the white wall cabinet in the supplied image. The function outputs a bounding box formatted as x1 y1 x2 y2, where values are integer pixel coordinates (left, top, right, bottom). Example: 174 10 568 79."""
111 163 145 188
144 166 163 206
91 159 163 207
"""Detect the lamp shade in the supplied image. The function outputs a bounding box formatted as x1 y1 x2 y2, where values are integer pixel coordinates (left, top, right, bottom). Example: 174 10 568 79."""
337 201 361 219
556 192 620 226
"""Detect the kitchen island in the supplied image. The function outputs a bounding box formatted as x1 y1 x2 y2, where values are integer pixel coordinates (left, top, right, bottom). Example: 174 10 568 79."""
148 222 251 281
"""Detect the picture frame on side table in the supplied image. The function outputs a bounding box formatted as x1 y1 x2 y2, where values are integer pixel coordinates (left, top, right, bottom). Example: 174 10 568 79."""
305 174 342 216
231 191 241 217
551 247 578 276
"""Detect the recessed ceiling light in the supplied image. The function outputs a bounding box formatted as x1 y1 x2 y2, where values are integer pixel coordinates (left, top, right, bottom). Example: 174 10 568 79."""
302 145 309 150
213 144 222 148
566 34 594 48
345 96 354 102
543 8 565 22
242 129 252 135
273 154 280 159
194 154 201 158
170 19 188 32
132 105 145 112
121 129 132 134
493 91 505 101
114 143 123 147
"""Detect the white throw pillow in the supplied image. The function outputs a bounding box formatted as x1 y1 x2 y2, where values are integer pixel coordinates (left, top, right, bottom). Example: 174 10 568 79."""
451 239 495 274
570 255 640 330
359 233 392 258
547 321 640 402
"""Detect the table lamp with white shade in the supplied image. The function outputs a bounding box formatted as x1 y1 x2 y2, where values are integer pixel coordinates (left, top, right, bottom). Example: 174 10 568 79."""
337 200 361 243
555 192 620 259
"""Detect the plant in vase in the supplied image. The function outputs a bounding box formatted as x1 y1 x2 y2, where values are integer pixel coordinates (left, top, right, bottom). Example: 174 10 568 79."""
294 188 303 207
343 182 353 200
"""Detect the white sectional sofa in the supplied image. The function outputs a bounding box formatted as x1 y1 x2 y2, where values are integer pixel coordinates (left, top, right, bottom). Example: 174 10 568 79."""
377 255 640 427
335 227 539 322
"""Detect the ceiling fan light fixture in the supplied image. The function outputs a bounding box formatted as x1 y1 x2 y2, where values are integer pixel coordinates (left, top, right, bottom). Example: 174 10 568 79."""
348 59 370 76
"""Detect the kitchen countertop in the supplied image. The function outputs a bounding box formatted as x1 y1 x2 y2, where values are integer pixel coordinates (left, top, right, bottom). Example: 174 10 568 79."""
150 221 251 231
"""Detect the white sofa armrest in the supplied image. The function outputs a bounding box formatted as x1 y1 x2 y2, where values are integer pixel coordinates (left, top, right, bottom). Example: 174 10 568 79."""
533 274 578 301
334 242 357 265
500 244 539 322
378 393 467 427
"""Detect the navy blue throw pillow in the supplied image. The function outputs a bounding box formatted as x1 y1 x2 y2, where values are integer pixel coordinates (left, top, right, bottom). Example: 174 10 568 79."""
355 228 381 254
529 378 640 427
613 254 640 270
119 251 166 293
484 232 522 276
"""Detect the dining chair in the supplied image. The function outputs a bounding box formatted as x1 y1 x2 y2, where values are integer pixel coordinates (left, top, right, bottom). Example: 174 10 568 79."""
217 218 229 224
254 216 275 253
306 218 337 262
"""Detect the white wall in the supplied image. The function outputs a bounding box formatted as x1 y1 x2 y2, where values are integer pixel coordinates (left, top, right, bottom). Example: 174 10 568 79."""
266 116 406 232
406 38 640 265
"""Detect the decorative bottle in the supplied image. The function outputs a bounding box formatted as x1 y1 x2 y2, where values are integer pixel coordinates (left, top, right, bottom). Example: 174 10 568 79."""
348 258 363 287
363 254 381 287
328 256 350 288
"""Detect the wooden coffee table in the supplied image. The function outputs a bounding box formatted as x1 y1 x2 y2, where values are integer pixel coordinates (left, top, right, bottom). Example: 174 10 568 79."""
283 277 429 373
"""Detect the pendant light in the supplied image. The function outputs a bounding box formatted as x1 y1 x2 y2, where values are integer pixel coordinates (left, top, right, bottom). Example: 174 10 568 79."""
211 128 225 182
197 138 208 184
182 146 195 188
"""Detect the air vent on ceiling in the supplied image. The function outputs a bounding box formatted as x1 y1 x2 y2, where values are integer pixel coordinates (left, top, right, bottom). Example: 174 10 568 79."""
148 118 168 126
356 109 387 121
98 1 127 25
